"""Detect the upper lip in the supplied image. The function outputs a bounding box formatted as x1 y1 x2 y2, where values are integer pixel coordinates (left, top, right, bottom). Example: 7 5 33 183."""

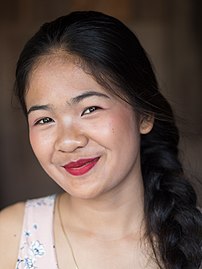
63 157 100 169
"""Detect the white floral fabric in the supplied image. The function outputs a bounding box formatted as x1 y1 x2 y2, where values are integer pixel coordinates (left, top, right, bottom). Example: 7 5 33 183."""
15 195 58 269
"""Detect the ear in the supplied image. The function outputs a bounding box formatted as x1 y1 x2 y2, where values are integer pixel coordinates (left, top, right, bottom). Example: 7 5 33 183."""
139 114 154 134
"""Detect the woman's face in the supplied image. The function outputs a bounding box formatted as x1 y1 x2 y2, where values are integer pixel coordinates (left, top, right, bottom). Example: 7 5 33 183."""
25 55 152 199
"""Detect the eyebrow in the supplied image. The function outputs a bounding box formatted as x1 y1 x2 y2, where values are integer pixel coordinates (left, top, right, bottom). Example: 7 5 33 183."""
70 91 110 104
27 105 52 115
27 91 110 115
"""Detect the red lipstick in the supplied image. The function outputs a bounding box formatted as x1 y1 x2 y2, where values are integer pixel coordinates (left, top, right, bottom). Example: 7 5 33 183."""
63 157 100 176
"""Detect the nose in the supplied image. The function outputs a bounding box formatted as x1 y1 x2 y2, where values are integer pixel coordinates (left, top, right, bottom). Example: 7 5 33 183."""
54 123 88 153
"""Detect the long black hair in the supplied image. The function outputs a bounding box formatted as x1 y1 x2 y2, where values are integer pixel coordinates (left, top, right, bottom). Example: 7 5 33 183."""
14 11 202 268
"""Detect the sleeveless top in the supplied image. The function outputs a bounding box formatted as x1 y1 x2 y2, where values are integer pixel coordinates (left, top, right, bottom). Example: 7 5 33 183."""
15 195 58 269
15 195 202 269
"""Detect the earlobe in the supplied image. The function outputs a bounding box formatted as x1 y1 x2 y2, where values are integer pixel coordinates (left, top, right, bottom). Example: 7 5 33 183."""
139 114 154 134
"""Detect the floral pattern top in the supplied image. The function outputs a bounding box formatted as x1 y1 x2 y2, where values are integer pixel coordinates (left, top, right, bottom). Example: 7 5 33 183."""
15 195 202 269
15 195 58 269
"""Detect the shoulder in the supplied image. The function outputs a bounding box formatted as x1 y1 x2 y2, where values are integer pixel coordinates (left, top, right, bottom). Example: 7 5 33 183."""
0 202 25 269
0 201 25 235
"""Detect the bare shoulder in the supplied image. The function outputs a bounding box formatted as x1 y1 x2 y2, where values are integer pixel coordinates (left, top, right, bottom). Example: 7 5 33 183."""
0 202 25 269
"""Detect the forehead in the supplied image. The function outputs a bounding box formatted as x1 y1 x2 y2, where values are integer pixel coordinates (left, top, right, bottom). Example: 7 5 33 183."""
27 53 95 90
28 52 79 80
25 53 113 107
25 52 130 110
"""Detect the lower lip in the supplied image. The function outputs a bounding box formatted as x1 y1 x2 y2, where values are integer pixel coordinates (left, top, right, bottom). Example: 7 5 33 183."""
63 157 100 176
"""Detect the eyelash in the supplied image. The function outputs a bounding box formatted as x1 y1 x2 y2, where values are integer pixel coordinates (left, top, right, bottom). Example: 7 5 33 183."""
35 117 54 125
81 106 100 116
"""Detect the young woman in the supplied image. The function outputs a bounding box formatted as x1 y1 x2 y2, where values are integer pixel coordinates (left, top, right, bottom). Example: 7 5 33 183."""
0 11 201 269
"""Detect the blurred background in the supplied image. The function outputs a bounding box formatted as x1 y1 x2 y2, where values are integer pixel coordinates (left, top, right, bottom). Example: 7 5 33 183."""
0 0 201 209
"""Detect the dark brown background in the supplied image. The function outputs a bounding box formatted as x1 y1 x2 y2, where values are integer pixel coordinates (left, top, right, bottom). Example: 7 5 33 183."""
0 0 201 209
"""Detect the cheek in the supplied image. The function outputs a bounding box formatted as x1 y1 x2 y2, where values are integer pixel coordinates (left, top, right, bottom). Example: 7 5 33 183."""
29 130 52 161
29 132 42 159
110 112 139 141
93 110 140 150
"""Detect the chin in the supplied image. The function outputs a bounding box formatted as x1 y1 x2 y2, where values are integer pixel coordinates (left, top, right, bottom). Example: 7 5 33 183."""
63 186 105 200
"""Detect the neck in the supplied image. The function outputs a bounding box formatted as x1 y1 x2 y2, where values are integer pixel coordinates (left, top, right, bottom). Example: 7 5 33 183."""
59 177 145 240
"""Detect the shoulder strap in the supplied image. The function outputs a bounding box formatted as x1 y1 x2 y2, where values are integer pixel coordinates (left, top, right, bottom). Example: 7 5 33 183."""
15 195 58 269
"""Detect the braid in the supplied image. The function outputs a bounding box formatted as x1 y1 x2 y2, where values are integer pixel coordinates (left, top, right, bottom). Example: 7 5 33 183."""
141 99 202 268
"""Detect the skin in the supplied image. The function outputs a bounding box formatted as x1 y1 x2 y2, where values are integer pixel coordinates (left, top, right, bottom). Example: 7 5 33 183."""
0 202 24 269
0 53 155 269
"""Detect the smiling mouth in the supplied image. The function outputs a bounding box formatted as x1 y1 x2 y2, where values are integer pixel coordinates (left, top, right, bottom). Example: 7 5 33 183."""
63 157 100 176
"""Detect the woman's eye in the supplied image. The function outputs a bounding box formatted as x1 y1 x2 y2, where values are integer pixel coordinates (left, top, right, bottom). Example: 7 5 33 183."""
35 117 54 125
82 106 100 116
